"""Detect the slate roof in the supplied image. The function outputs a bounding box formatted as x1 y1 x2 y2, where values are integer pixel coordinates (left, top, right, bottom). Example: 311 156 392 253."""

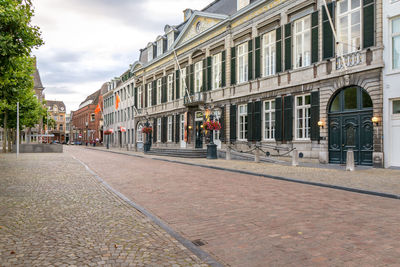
46 100 66 112
202 0 237 15
33 68 44 89
80 89 101 107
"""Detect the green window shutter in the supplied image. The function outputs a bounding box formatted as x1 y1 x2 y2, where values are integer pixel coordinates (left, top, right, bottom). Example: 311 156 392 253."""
229 104 237 141
275 97 283 141
363 0 375 48
171 73 175 100
276 26 282 73
220 106 225 142
255 36 261 78
175 114 180 143
207 56 212 91
162 117 167 143
221 50 226 87
311 10 319 64
283 95 293 141
247 102 254 141
189 64 194 94
254 101 262 141
231 47 236 85
162 76 167 103
175 70 180 99
323 2 335 59
144 84 148 108
152 80 156 106
171 116 175 142
202 59 207 92
153 118 157 143
248 39 253 81
284 23 292 71
134 87 137 108
310 91 320 141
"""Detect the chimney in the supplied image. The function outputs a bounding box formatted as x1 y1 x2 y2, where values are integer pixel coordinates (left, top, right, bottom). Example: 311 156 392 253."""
183 9 193 21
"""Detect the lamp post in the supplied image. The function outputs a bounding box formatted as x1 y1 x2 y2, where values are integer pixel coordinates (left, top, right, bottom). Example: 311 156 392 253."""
207 114 218 159
143 118 151 152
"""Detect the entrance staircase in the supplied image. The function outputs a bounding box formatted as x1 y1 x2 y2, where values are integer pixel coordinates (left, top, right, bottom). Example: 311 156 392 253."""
145 148 207 158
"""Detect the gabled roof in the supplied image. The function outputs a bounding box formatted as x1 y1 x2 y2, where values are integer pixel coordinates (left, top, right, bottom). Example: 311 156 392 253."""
46 100 66 112
80 89 101 107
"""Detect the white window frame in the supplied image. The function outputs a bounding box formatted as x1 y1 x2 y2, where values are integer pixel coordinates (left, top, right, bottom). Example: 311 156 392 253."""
337 0 362 55
157 79 162 104
167 74 173 102
157 118 161 142
137 125 143 142
295 94 311 140
238 104 248 141
237 42 248 83
391 16 400 70
293 15 311 69
194 61 203 92
147 45 153 62
157 38 163 57
263 100 275 140
262 30 276 77
137 86 142 109
180 68 187 98
180 114 185 140
167 116 173 142
147 83 152 107
212 53 222 90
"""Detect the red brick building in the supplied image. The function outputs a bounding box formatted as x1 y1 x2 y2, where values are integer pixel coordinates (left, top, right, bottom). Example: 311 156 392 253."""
71 84 107 144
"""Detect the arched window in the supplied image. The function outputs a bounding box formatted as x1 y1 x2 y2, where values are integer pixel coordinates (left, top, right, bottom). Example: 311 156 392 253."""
329 86 372 113
137 124 143 142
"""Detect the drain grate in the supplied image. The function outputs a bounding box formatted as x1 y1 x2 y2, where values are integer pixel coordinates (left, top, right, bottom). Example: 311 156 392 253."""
192 239 206 246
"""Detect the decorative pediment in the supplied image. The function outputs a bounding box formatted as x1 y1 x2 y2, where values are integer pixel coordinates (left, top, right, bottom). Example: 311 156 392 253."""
175 11 228 46
130 61 143 73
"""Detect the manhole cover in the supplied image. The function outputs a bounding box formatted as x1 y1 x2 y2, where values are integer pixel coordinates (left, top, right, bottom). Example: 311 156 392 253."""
192 239 206 246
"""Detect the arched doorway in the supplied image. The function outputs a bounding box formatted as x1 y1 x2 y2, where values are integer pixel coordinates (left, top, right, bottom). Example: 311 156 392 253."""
328 86 373 166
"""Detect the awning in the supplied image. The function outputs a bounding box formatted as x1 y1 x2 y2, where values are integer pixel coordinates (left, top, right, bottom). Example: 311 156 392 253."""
104 129 114 135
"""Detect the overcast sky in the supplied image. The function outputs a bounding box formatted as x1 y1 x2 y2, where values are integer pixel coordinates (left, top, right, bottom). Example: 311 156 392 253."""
31 0 211 113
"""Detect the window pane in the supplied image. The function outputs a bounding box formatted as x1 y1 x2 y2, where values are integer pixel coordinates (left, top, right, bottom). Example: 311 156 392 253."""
297 96 303 106
392 17 400 34
271 100 275 109
265 101 270 110
393 100 400 114
362 90 373 108
340 0 348 13
393 35 400 69
344 87 357 110
305 95 311 105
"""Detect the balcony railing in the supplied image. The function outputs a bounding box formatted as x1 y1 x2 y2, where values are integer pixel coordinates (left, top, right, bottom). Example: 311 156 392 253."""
336 51 362 70
184 92 206 106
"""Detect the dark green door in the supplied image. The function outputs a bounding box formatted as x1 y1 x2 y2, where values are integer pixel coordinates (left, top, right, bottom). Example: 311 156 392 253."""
195 121 203 148
328 86 373 166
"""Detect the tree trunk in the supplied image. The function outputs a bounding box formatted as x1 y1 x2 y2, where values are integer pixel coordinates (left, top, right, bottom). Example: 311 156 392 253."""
7 129 12 152
3 112 7 153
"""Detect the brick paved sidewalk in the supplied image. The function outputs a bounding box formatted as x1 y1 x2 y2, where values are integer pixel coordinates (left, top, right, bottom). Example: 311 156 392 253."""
0 153 208 267
88 146 400 196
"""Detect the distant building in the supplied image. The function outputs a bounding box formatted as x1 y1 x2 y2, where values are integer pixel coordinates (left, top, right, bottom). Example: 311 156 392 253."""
65 113 71 144
45 100 66 143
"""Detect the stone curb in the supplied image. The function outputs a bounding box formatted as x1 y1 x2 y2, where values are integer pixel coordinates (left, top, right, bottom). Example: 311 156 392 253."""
86 147 400 200
72 154 224 267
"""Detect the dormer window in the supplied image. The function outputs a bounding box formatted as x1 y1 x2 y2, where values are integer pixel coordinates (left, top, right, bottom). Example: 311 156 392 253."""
237 0 250 10
157 38 163 57
148 44 153 61
167 31 174 49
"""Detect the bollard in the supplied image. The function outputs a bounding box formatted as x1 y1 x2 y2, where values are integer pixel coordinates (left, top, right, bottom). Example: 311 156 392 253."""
292 149 299 167
226 146 232 160
254 147 260 163
346 149 355 171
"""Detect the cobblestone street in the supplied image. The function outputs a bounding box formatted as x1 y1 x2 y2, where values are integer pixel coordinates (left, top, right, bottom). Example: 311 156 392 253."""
0 153 208 266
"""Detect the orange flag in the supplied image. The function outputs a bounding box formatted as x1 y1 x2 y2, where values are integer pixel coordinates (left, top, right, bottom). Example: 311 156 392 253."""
94 103 101 114
115 93 121 110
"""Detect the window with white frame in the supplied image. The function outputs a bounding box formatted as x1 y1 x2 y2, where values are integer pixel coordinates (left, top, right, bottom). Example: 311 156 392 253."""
167 74 173 101
157 118 161 142
238 104 248 140
262 30 276 77
167 31 174 49
194 61 203 92
295 94 311 139
167 116 172 141
392 17 400 70
180 68 187 98
157 79 162 104
237 42 248 83
147 45 153 62
137 125 143 142
137 86 142 109
263 100 275 140
293 15 311 68
147 83 152 107
180 114 185 140
157 39 163 57
337 0 361 55
212 53 222 89
237 0 250 10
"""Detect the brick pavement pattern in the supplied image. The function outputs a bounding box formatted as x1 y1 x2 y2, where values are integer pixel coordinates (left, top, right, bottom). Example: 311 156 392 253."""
0 153 208 267
67 146 400 267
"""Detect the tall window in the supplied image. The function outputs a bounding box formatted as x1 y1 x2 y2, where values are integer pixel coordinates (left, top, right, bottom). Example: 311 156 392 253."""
262 31 276 77
295 94 311 139
147 83 152 107
137 125 143 142
237 42 248 83
263 100 275 140
294 15 311 68
238 104 248 140
147 45 153 62
167 32 174 49
157 39 163 57
157 118 161 142
212 53 222 89
337 0 361 55
137 86 142 109
392 17 400 70
91 113 95 121
194 61 203 92
167 116 172 142
157 79 162 104
180 68 187 98
180 114 185 140
167 74 173 101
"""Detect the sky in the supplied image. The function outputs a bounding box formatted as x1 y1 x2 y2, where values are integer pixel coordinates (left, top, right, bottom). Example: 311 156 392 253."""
31 0 211 113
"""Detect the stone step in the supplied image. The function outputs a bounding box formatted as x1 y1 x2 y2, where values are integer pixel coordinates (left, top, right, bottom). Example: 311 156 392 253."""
145 148 207 158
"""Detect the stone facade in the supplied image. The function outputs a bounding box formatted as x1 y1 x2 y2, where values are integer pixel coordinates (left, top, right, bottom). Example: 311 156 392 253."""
45 100 66 143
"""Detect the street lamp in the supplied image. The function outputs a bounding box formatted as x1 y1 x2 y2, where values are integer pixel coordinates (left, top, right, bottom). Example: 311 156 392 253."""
206 113 218 159
143 113 151 152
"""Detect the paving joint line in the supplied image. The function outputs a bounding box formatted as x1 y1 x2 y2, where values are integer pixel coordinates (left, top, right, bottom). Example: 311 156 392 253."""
71 154 224 267
85 147 400 200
